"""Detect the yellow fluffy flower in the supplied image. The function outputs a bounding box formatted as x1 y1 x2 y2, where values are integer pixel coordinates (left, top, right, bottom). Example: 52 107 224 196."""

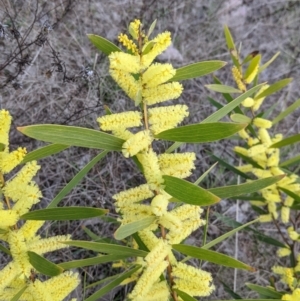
148 105 189 135
143 82 183 105
122 130 152 158
97 111 142 131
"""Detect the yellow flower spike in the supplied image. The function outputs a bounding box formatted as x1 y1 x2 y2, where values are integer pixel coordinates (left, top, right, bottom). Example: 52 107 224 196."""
112 128 133 140
282 288 300 301
97 111 142 132
113 184 154 207
22 221 45 240
118 33 139 55
238 128 250 139
287 226 298 240
122 130 152 158
159 212 182 232
142 63 176 88
143 82 183 105
128 19 142 41
0 109 12 149
241 97 254 107
141 31 172 68
258 128 272 146
167 219 205 244
151 194 169 216
259 214 273 222
232 66 246 91
0 262 20 293
148 105 189 135
284 196 294 207
267 201 277 215
267 152 280 167
5 182 42 215
234 146 248 156
253 117 272 129
172 262 215 297
171 204 203 221
247 137 259 146
0 147 27 174
158 152 195 178
136 149 164 190
8 229 31 274
0 209 18 228
109 52 141 73
142 280 170 301
40 271 80 301
145 239 170 267
247 144 267 157
29 235 71 255
236 164 253 173
277 247 291 258
119 205 155 226
252 84 269 111
128 260 169 301
109 69 140 101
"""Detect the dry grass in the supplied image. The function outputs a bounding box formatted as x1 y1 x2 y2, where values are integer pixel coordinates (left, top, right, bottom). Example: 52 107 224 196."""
1 0 300 300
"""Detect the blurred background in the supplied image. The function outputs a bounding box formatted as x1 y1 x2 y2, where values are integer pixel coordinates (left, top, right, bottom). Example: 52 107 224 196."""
1 0 300 300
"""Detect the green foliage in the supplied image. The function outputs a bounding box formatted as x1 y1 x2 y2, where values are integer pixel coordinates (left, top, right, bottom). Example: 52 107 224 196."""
2 19 299 301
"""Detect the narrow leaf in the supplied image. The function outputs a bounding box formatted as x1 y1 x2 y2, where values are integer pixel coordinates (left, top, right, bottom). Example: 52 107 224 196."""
255 78 292 99
278 187 300 203
48 151 108 208
166 84 262 153
234 151 264 169
21 207 107 221
58 254 129 270
156 123 246 143
205 84 242 94
169 61 226 82
208 175 284 199
271 133 300 148
147 19 157 37
202 218 259 250
17 125 124 151
87 34 121 55
208 152 252 180
10 285 27 301
202 84 265 123
220 280 243 299
224 25 236 51
230 114 251 124
175 289 197 301
246 283 283 299
214 212 286 248
243 54 261 83
207 97 224 109
27 251 63 276
22 144 69 163
194 162 218 185
172 244 254 271
280 154 300 168
63 241 148 257
114 216 156 240
272 98 300 125
84 266 141 301
0 243 11 256
258 51 280 74
163 175 220 206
